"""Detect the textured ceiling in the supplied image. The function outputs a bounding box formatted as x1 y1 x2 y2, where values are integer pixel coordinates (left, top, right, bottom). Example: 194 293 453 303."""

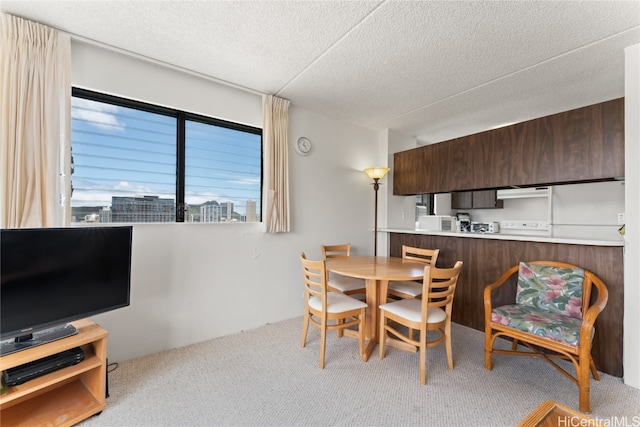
1 1 639 144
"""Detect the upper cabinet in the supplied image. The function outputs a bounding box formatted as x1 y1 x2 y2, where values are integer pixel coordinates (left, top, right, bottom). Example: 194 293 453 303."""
451 190 504 209
393 98 625 195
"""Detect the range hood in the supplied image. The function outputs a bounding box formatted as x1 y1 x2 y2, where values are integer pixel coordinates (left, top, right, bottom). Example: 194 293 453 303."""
496 187 550 200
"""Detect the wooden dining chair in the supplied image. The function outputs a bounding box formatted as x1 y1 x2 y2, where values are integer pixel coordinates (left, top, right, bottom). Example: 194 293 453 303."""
387 245 439 300
379 261 463 385
299 252 367 368
320 243 367 297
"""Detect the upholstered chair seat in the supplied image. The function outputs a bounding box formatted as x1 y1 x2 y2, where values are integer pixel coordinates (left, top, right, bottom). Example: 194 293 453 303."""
388 246 439 300
386 280 423 298
491 304 582 347
321 243 367 297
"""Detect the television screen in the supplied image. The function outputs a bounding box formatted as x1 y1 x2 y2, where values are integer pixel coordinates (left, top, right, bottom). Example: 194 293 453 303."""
1 226 132 354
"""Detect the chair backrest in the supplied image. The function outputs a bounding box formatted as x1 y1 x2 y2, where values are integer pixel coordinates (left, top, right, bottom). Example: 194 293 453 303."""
422 261 463 315
321 243 351 259
402 245 439 266
515 261 586 319
300 252 328 309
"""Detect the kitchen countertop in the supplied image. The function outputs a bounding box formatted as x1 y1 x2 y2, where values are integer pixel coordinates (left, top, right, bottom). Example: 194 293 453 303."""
380 228 624 247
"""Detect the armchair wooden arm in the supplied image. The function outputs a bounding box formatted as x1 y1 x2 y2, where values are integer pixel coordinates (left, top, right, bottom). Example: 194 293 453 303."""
483 264 520 326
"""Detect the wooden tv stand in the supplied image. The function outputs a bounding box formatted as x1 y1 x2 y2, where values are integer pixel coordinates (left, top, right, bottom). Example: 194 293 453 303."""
0 319 108 427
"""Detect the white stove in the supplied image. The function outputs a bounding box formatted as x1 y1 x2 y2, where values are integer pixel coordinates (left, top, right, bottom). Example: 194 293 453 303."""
501 220 550 232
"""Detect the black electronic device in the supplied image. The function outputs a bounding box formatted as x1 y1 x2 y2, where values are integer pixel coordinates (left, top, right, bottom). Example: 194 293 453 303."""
3 346 85 386
0 226 132 355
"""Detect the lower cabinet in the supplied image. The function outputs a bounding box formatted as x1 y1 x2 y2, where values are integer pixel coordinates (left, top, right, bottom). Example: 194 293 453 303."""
389 233 623 377
0 319 108 427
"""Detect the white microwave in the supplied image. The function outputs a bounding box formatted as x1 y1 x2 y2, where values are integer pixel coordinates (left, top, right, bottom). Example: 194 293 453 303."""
417 215 457 232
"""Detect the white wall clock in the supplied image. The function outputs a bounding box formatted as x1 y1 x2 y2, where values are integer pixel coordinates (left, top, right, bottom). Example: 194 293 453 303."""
295 137 312 156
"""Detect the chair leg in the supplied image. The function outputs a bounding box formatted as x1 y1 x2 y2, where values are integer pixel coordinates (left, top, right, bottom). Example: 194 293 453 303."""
337 318 344 338
300 313 310 348
590 357 600 381
445 323 454 370
578 361 591 413
420 329 427 385
379 312 387 360
484 328 493 370
511 338 519 351
319 319 327 369
358 309 366 361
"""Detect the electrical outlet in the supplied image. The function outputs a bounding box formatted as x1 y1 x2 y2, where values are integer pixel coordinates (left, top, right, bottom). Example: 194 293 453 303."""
618 213 625 224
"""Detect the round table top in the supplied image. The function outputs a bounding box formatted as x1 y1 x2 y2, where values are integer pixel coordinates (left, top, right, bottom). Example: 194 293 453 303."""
325 256 426 281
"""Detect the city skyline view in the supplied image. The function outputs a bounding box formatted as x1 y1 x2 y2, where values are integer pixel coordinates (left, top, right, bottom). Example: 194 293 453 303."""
75 195 258 224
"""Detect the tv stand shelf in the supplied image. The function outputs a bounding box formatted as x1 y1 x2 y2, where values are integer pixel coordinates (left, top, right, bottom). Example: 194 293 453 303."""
0 319 108 427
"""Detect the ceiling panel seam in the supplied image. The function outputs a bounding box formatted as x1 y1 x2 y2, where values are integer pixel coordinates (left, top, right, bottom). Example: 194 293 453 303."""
274 0 387 97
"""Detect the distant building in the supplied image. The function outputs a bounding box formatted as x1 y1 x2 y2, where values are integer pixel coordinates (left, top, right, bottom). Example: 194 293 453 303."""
246 199 257 222
111 195 175 222
220 202 234 221
99 207 112 223
84 213 99 222
201 201 221 223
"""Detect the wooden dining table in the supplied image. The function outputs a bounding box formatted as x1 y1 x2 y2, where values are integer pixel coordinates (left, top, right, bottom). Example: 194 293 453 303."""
325 255 427 361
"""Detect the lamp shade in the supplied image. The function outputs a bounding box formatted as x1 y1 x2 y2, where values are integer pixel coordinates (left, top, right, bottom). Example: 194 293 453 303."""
363 167 390 180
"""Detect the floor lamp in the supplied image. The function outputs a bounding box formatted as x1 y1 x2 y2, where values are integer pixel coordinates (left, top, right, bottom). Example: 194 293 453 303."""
363 167 390 256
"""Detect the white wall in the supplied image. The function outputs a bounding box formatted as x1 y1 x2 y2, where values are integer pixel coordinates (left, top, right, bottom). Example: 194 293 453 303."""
72 41 378 361
624 44 640 389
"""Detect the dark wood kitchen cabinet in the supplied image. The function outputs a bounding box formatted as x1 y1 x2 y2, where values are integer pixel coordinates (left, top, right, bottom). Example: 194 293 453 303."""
393 98 624 195
451 190 503 209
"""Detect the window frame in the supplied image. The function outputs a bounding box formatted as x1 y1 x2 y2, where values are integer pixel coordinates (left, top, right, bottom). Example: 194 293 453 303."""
71 87 263 223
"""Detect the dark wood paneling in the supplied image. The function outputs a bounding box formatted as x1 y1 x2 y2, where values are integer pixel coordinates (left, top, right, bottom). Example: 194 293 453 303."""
602 97 626 178
447 137 475 190
390 233 624 377
473 190 503 209
451 191 473 209
393 150 412 195
392 98 625 195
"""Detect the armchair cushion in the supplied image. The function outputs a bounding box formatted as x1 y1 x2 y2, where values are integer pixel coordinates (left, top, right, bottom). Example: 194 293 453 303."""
491 304 582 347
515 262 585 319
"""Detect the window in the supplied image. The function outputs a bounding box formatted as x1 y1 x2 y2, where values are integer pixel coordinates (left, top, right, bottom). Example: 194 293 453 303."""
70 88 262 224
415 194 434 219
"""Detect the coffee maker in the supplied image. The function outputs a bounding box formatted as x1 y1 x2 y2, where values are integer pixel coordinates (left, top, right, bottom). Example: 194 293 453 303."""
456 212 471 232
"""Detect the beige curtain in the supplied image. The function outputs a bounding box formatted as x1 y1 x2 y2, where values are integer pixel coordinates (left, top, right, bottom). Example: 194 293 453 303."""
262 94 290 233
0 14 71 228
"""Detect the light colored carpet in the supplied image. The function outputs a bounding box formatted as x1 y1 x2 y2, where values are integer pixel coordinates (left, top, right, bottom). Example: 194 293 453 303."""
79 317 640 426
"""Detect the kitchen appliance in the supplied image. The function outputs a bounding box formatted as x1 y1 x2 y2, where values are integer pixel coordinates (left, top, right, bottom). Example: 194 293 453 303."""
496 187 550 199
417 215 456 231
470 221 501 233
456 212 471 232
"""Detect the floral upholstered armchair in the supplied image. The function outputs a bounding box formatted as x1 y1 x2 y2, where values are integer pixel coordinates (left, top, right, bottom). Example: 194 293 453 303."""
484 261 608 413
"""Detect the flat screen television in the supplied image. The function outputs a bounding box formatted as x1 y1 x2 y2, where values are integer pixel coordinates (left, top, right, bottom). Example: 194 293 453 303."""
1 226 132 355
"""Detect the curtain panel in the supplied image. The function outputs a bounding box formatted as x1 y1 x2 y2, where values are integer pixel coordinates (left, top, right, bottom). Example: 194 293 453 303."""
0 13 71 228
262 94 290 233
